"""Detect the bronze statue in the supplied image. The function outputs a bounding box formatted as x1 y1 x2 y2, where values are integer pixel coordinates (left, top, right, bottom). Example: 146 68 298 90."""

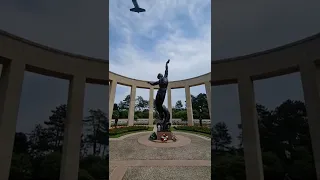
148 59 171 131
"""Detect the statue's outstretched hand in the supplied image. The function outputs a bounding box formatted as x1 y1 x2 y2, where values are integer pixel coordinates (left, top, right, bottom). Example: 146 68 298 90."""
166 59 170 64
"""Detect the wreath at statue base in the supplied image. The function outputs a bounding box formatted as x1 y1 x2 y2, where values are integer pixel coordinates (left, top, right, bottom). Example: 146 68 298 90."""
148 131 177 143
157 131 172 142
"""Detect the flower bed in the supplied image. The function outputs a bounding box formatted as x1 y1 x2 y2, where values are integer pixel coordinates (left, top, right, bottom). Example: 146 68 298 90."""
109 126 152 138
109 126 149 136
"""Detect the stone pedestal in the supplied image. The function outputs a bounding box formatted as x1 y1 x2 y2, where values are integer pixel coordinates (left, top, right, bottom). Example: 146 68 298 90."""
157 131 173 140
156 122 171 132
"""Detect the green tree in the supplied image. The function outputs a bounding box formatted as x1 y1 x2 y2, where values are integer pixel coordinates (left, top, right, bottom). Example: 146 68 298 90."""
98 113 109 157
28 124 51 158
173 110 187 121
118 95 130 110
191 93 210 119
44 104 67 152
274 100 310 150
119 109 128 119
257 100 315 179
135 96 148 111
83 109 108 156
212 122 232 151
175 100 183 110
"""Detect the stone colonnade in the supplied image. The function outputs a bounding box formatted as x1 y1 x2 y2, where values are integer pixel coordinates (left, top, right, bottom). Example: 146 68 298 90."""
219 62 320 180
0 30 109 180
108 78 212 127
1 29 320 180
211 32 320 179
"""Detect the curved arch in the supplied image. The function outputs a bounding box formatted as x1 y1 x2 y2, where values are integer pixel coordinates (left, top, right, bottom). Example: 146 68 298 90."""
109 71 210 88
0 29 109 84
211 32 320 85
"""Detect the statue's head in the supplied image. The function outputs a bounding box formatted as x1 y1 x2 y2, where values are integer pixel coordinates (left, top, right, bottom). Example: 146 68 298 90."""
157 73 163 79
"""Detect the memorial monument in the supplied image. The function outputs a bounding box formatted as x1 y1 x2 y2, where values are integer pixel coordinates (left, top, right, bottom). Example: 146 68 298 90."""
148 59 174 141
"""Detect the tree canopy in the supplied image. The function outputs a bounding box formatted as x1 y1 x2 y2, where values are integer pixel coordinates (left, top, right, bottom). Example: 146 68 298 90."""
10 104 109 180
112 93 210 120
212 99 316 180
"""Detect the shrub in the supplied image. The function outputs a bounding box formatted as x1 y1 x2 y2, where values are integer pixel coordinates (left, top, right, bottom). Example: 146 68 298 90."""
173 126 210 134
149 132 157 140
109 126 149 136
174 110 187 121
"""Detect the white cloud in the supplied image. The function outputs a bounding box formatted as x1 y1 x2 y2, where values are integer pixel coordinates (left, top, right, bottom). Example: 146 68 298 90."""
110 0 211 106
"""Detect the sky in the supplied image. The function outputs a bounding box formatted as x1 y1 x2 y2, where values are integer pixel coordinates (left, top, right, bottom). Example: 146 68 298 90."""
109 0 211 107
0 0 320 144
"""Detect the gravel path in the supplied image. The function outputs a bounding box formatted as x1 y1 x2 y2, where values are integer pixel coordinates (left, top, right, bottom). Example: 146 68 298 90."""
122 167 211 180
109 131 211 180
109 132 210 161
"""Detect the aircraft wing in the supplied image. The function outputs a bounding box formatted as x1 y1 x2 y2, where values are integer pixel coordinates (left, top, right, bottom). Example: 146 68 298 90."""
132 0 139 8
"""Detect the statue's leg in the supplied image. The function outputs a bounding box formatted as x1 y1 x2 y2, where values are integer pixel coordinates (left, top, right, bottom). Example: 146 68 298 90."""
155 92 161 119
164 108 170 130
156 104 163 120
161 93 169 131
158 91 166 105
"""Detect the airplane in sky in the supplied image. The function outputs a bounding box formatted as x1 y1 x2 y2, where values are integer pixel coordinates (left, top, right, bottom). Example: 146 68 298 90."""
130 0 146 13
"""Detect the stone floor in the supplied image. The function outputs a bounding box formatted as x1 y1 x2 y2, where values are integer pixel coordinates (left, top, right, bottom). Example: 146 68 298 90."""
109 131 211 180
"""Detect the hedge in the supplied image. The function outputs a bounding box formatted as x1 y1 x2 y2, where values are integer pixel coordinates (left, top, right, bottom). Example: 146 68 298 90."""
109 126 149 136
173 126 211 134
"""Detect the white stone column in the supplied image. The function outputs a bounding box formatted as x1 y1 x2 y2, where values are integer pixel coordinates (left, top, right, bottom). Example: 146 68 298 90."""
59 75 86 180
185 85 193 126
299 61 320 179
205 81 212 119
167 86 172 123
128 85 136 126
0 61 25 180
149 87 154 126
237 76 264 180
109 80 117 128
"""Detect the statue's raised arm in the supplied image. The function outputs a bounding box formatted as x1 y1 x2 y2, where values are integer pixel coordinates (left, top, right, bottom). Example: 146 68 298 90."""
148 81 159 86
164 59 170 78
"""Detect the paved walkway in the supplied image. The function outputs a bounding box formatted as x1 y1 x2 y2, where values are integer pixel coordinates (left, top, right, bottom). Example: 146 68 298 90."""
109 131 211 180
